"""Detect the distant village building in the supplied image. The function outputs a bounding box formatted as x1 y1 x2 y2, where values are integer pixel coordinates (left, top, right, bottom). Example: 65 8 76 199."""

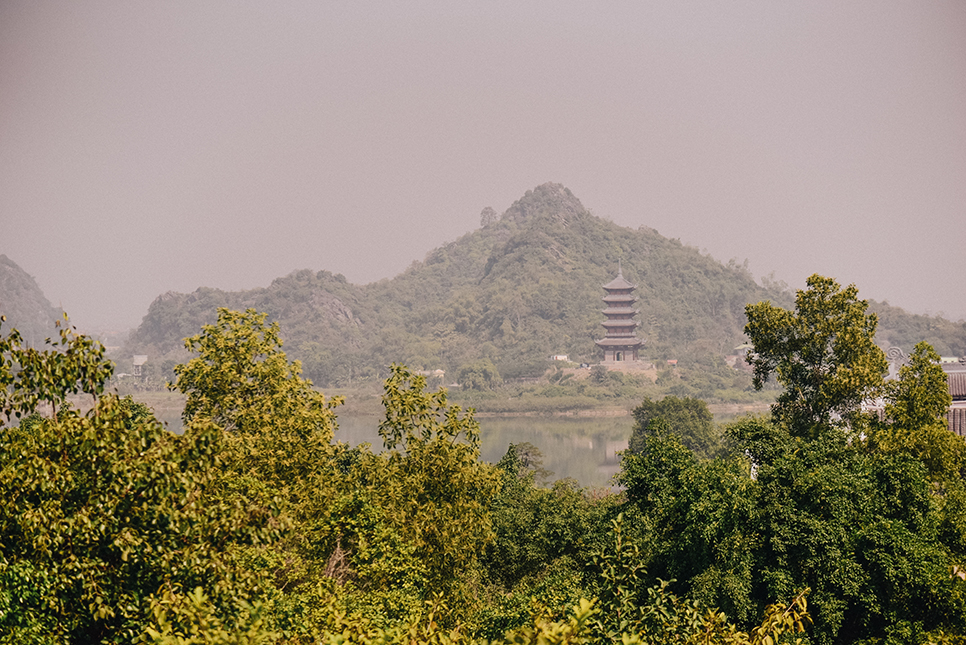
595 265 644 362
725 343 754 369
550 355 569 362
132 355 148 377
414 369 446 385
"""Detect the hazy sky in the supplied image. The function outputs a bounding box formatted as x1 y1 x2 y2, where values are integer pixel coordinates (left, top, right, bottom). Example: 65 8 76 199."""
2 1 964 331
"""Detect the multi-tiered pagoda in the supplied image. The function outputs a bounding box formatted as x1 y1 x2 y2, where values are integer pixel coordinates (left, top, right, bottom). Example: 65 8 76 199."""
595 266 644 362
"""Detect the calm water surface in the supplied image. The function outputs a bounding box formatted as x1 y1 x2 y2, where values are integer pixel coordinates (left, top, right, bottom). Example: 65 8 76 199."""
148 406 632 487
335 414 633 488
118 396 760 488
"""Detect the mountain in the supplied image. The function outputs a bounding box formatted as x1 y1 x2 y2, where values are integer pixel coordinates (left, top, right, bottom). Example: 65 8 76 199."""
0 254 63 346
125 183 966 387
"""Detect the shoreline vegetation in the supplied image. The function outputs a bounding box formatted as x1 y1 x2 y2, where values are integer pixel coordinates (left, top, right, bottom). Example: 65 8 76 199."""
70 385 773 421
66 385 770 488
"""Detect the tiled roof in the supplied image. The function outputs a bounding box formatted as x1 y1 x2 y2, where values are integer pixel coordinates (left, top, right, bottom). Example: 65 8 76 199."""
948 372 966 400
603 294 636 304
601 306 638 315
601 320 639 328
595 337 644 347
603 269 635 291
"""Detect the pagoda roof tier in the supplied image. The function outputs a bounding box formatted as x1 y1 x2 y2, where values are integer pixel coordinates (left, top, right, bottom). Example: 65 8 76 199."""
603 273 636 291
595 337 644 348
603 301 636 310
601 306 638 316
601 320 640 328
603 293 637 302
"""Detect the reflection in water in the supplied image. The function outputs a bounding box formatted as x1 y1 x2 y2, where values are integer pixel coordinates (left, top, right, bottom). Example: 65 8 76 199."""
154 408 185 434
335 415 632 488
154 406 633 488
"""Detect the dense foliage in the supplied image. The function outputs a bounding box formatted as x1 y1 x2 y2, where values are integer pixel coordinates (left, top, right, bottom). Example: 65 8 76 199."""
620 276 966 644
172 308 340 439
0 313 113 422
0 316 277 643
627 394 721 458
3 274 966 643
745 275 887 437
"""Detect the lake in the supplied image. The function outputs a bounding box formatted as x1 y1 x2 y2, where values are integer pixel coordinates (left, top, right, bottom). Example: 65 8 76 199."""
143 401 631 487
335 414 633 488
100 392 765 488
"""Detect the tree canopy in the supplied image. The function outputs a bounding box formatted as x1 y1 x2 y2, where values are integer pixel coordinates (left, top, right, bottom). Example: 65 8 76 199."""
744 274 887 438
627 394 720 459
3 294 965 644
1 313 113 422
171 308 339 440
619 275 966 644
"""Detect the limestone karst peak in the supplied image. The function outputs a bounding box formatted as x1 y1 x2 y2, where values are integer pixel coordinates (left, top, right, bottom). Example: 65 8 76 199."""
500 183 588 224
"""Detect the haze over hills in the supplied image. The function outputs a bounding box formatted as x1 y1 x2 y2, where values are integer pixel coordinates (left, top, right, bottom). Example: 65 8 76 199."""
119 184 966 388
0 254 63 346
2 185 963 389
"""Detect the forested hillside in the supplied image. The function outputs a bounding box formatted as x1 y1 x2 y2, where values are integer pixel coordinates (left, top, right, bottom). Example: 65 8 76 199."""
871 300 966 357
124 184 787 385
124 183 966 388
0 255 63 347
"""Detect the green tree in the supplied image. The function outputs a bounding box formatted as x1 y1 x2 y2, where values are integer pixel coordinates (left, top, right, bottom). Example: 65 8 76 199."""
482 443 595 591
169 308 354 640
884 342 952 431
374 365 499 594
171 308 340 440
0 318 277 642
628 395 721 459
508 441 554 484
616 277 966 644
589 364 609 384
746 428 961 644
871 341 964 484
738 281 966 642
458 359 502 390
619 425 758 624
1 314 114 423
621 412 966 645
744 274 887 439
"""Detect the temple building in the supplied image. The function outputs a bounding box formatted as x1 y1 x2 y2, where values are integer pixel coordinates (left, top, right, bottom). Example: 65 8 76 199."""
595 266 644 362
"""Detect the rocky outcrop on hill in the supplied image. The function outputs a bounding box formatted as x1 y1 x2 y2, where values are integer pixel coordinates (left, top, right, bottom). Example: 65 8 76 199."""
0 255 63 346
